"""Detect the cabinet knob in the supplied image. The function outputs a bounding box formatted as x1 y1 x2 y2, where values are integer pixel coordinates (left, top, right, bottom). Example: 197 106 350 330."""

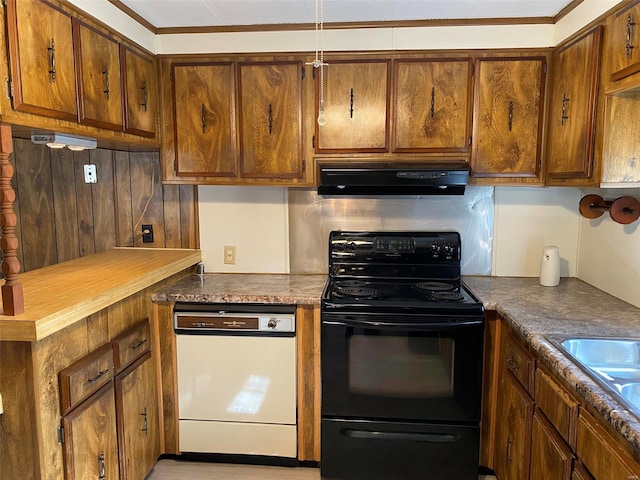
626 14 636 59
102 65 110 99
430 86 436 118
98 451 106 480
141 407 148 436
140 82 148 112
47 38 56 83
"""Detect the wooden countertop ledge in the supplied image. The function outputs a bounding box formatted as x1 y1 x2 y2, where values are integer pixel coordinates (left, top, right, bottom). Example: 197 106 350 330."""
0 248 201 342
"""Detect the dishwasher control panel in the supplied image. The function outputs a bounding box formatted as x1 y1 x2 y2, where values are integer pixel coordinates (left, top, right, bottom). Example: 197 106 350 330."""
174 303 295 335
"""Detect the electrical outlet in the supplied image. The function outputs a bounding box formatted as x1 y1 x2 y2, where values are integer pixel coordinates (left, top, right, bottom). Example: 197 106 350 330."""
142 224 154 243
83 164 97 183
224 245 236 265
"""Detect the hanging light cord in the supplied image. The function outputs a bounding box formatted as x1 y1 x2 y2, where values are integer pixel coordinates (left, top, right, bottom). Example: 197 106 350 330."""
319 0 325 107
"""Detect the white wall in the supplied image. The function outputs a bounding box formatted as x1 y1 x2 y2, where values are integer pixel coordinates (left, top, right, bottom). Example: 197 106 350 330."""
197 186 290 273
577 188 640 308
70 0 617 54
493 187 581 278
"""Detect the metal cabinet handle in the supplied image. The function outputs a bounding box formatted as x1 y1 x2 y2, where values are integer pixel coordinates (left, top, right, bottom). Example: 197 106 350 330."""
627 14 636 58
506 437 513 464
98 451 106 480
87 368 109 385
430 86 435 118
508 100 514 131
201 104 207 133
47 39 56 82
268 103 273 134
141 407 148 436
102 65 110 99
349 87 354 118
131 338 148 351
561 93 570 126
140 82 148 112
506 357 520 373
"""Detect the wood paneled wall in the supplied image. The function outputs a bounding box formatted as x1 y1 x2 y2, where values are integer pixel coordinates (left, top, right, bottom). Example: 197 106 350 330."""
8 138 198 273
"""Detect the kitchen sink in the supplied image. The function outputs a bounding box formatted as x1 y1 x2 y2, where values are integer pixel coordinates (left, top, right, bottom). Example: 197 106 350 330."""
548 336 640 415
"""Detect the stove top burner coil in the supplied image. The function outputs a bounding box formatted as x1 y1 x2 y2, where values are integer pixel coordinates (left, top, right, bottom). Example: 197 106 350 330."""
415 281 455 292
431 291 465 302
336 287 383 299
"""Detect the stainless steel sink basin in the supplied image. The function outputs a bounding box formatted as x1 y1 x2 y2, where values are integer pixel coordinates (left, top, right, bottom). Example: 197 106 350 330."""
548 336 640 414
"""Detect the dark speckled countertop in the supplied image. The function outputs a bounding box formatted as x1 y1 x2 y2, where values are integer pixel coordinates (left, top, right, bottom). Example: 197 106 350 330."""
152 273 327 305
153 273 640 454
465 276 640 455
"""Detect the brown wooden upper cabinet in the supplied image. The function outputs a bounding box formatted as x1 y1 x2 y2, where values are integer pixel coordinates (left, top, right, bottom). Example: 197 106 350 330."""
238 61 304 178
610 0 640 82
73 19 123 131
171 62 237 177
315 60 390 152
546 27 602 186
5 0 77 121
471 57 547 183
393 59 472 153
120 45 157 138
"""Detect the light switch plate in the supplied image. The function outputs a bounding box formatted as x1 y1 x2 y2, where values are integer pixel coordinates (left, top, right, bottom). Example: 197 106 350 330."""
84 164 97 183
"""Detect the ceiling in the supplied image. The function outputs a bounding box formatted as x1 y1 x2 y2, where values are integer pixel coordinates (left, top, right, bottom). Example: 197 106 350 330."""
113 0 579 31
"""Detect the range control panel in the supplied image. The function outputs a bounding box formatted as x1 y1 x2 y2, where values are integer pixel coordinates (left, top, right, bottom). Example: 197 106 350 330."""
330 231 461 262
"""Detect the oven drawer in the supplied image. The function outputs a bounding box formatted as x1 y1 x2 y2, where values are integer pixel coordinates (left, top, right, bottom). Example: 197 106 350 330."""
321 418 479 480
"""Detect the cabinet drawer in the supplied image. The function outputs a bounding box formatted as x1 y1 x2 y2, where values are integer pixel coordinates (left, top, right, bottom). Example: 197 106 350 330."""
112 318 151 372
504 335 535 393
59 343 114 414
576 410 640 480
535 367 579 448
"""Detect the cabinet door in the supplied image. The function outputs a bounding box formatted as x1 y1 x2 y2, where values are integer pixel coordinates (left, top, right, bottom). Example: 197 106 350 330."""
393 59 472 153
115 352 160 480
172 63 237 177
121 45 157 138
73 19 123 131
5 0 77 121
610 1 640 82
571 463 595 480
546 27 602 184
62 383 119 480
576 410 640 480
238 61 303 178
472 57 546 182
494 372 533 480
530 411 574 480
316 60 389 152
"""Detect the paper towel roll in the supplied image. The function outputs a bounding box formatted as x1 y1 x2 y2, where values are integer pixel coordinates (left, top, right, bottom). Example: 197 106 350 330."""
540 246 560 287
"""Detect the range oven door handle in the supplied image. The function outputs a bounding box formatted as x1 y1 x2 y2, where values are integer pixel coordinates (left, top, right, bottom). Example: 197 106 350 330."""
342 429 461 443
323 319 483 330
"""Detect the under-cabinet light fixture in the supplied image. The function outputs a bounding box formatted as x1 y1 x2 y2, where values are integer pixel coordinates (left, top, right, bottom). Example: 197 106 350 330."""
30 133 97 151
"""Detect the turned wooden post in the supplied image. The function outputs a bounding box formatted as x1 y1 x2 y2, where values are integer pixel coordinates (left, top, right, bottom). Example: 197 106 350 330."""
0 125 24 315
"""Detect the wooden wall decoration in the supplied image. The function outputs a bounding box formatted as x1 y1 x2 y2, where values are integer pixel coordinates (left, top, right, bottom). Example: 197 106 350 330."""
7 137 199 276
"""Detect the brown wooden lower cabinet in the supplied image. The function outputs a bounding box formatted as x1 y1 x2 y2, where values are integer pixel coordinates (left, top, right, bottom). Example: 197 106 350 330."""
530 410 573 480
571 462 595 480
494 370 533 480
61 383 120 480
115 351 160 480
576 409 640 480
59 320 160 480
489 319 640 480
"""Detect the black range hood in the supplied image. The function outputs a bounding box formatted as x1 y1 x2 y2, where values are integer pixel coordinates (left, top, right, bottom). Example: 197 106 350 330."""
317 161 469 196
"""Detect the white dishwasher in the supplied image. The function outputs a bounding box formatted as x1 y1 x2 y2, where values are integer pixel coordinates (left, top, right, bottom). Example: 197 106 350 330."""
174 303 297 458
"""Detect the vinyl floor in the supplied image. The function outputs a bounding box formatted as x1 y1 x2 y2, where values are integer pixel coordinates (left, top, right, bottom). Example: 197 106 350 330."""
147 460 497 479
